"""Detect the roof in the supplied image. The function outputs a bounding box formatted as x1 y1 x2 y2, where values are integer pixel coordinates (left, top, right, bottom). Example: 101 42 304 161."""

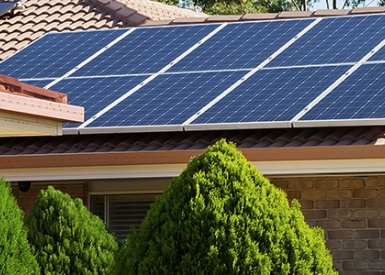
0 0 205 61
0 74 84 136
142 6 385 26
1 1 385 169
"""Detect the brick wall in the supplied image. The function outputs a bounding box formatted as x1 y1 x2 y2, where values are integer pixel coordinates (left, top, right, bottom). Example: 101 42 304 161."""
271 176 385 275
12 183 87 217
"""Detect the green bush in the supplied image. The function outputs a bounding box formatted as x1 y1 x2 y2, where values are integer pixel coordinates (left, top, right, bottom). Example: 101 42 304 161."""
25 186 119 275
0 178 39 274
112 139 338 275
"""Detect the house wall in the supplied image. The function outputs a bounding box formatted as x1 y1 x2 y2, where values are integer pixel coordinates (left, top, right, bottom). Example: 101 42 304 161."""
270 175 385 275
11 175 385 274
12 182 87 217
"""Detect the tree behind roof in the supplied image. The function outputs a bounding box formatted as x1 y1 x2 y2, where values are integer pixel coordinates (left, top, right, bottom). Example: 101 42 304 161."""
112 139 338 275
25 186 119 275
0 178 39 275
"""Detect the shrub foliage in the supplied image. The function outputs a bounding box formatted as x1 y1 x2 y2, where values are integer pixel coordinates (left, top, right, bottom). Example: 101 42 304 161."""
113 139 337 275
25 186 119 275
0 178 39 274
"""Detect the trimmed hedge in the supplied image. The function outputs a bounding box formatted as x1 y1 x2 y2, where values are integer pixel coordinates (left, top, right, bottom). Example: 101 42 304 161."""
0 178 39 275
112 139 338 275
25 186 119 275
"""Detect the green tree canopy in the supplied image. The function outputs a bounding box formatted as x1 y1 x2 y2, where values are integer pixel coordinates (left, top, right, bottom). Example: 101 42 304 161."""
25 186 119 275
112 139 337 275
0 178 39 275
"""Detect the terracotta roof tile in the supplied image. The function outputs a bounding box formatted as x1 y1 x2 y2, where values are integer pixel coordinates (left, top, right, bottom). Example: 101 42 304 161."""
313 9 350 16
277 11 314 18
206 15 243 22
350 6 385 14
241 13 277 20
0 0 205 61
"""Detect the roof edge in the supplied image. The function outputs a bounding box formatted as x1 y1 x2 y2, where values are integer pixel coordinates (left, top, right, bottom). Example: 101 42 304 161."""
2 144 385 168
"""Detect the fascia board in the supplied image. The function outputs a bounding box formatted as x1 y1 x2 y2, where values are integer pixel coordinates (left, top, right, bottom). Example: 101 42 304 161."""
0 92 84 122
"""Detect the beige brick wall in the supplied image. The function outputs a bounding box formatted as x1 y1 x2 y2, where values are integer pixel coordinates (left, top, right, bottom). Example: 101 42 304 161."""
12 183 87 217
271 176 385 275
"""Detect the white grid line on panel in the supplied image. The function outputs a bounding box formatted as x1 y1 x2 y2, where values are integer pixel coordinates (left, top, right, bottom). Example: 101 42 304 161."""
77 23 229 130
291 37 385 124
182 17 323 127
44 28 137 89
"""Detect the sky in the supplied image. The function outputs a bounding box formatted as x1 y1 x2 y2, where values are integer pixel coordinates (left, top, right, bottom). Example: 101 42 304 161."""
311 0 379 10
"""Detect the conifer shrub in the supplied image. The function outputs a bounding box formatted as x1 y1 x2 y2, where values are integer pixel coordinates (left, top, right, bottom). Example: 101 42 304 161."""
25 186 119 275
0 178 39 275
112 139 338 275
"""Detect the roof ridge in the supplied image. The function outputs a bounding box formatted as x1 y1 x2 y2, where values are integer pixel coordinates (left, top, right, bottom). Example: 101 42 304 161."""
0 74 67 103
89 0 206 25
142 6 385 26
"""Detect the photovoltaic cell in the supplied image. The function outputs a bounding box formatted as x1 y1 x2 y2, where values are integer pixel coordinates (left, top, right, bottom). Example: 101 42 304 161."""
87 71 246 127
268 14 385 67
169 19 313 72
191 65 350 125
72 24 220 77
0 29 128 79
299 63 385 121
368 44 385 61
48 76 147 128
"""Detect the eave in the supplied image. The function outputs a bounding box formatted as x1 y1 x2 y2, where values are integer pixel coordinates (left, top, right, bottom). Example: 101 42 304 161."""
2 144 385 181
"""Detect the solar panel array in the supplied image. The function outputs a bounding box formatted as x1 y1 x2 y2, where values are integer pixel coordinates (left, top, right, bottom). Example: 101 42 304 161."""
1 13 385 134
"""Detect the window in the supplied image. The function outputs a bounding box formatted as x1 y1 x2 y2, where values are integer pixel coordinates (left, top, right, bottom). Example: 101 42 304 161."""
90 193 159 240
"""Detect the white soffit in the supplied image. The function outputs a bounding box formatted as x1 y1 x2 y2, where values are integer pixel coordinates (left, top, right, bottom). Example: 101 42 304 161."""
2 158 385 182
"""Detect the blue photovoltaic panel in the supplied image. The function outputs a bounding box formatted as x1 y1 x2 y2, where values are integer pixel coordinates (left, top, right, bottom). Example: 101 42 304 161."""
191 65 350 125
0 29 128 79
299 63 385 121
87 71 246 127
48 76 147 127
368 45 385 61
0 2 16 16
72 24 219 76
169 19 313 72
268 14 385 67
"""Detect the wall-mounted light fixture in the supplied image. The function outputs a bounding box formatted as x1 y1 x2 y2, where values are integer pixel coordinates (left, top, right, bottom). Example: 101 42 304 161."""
18 181 31 192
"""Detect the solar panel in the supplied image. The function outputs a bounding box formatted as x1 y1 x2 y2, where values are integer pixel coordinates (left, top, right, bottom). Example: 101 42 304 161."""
49 76 147 128
295 63 385 126
72 24 220 76
186 65 350 129
368 45 385 61
168 19 314 72
83 71 246 132
0 29 128 79
0 1 17 17
267 14 385 67
1 13 385 133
